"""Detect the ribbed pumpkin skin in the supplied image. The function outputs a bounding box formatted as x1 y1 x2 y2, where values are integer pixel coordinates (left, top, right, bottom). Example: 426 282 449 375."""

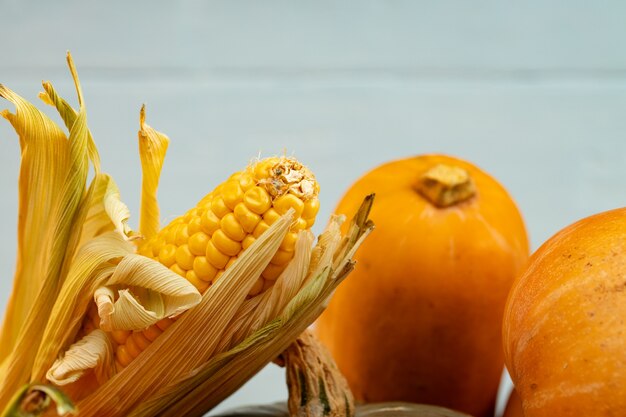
503 208 626 417
315 155 529 417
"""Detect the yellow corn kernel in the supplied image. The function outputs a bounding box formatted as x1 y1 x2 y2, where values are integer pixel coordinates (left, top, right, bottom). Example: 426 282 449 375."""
242 235 255 250
117 345 134 367
186 270 210 293
262 263 284 281
253 221 270 238
151 237 166 257
225 256 238 269
175 224 190 246
211 196 231 218
132 331 151 351
239 173 256 191
183 208 199 222
291 217 308 231
158 244 177 267
193 256 218 281
201 210 221 235
263 208 281 225
87 302 99 320
234 203 261 233
271 249 293 266
221 213 246 241
90 315 100 330
142 325 162 342
254 158 277 179
249 277 264 296
125 334 142 358
280 231 298 251
188 232 210 256
111 330 131 345
302 198 320 220
243 186 271 215
156 318 174 332
306 218 316 228
262 278 274 292
273 193 305 217
175 244 195 270
83 320 96 334
138 243 152 257
198 195 212 210
222 180 244 210
212 229 242 257
188 215 203 235
214 270 225 283
206 240 230 269
164 226 177 244
170 263 186 277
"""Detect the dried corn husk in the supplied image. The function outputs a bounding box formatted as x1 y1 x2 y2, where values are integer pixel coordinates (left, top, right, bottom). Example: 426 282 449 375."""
0 54 374 417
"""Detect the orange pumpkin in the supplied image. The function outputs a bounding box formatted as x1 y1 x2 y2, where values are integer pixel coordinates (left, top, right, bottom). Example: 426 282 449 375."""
503 208 626 417
316 155 529 417
502 389 524 417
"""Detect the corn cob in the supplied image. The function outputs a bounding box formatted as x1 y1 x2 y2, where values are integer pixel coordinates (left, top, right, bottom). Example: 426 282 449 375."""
79 156 320 371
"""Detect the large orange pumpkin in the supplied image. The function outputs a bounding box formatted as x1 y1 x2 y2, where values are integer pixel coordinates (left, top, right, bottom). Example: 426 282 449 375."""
316 154 529 417
503 208 626 417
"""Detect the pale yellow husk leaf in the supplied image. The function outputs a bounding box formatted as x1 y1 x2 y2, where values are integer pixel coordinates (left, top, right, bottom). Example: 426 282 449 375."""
0 54 95 404
95 253 202 331
46 329 114 386
138 104 169 240
78 174 134 246
0 85 70 363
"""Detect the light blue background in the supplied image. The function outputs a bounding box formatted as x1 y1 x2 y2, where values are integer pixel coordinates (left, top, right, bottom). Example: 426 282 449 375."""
2 1 626 415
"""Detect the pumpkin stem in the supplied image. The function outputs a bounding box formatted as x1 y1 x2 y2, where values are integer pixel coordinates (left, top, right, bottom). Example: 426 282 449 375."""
416 164 476 208
279 330 354 417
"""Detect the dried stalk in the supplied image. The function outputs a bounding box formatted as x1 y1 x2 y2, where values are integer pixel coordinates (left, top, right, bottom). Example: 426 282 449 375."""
280 330 354 417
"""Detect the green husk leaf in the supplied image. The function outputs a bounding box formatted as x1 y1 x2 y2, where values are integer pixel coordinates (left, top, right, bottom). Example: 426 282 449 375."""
0 383 76 417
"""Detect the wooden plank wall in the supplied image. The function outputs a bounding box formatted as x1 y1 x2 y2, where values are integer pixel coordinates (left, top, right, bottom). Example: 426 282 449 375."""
1 1 626 414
